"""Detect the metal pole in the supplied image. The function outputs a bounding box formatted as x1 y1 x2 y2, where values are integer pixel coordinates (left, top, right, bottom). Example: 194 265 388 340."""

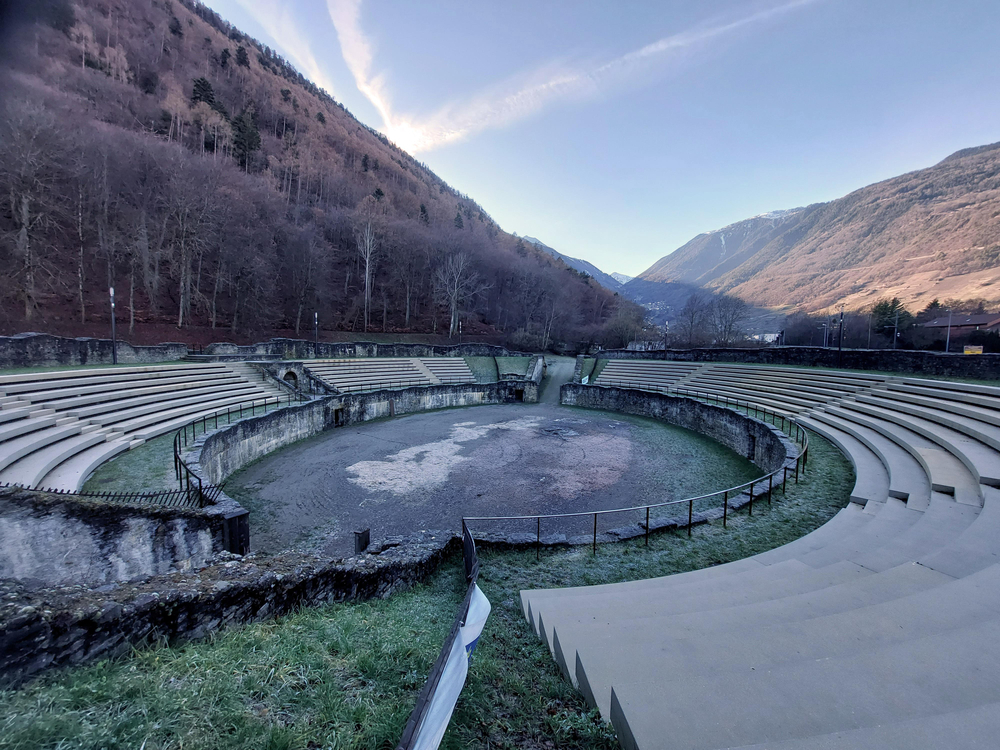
645 507 650 546
593 514 597 554
945 308 952 353
109 287 117 365
536 517 540 561
688 497 693 536
749 482 754 516
768 474 773 505
723 491 728 528
837 306 844 367
893 309 899 350
867 312 872 349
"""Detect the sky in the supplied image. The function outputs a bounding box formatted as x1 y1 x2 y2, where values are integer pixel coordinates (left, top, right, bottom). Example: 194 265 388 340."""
202 0 1000 277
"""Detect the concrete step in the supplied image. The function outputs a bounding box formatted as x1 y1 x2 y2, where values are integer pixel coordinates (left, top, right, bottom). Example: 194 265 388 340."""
0 430 107 487
826 405 981 507
571 562 1000 718
918 487 1000 578
750 502 875 566
796 416 890 505
729 701 1000 750
0 415 58 443
36 437 134 491
0 422 83 472
608 614 1000 750
806 409 931 507
535 560 873 649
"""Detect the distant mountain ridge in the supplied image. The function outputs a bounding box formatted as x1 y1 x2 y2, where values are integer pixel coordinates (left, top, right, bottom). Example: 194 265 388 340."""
634 142 1000 313
522 236 624 291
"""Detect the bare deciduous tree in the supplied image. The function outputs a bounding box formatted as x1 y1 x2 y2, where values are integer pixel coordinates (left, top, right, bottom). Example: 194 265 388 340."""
434 252 490 338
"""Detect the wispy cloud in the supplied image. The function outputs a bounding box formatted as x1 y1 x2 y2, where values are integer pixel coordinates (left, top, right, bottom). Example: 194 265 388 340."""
230 0 339 97
329 0 822 153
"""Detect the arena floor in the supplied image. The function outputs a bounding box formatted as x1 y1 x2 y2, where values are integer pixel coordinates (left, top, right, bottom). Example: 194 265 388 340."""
226 400 762 558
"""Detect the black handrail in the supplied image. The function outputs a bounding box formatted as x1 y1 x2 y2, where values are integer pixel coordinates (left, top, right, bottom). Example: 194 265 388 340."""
464 386 808 554
172 394 298 503
0 481 222 509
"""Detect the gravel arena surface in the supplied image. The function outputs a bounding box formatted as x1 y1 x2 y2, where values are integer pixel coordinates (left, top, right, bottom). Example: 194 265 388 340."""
227 360 762 558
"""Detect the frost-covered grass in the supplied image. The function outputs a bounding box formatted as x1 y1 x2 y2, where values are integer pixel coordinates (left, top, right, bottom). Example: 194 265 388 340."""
494 356 530 378
464 356 499 383
0 431 850 750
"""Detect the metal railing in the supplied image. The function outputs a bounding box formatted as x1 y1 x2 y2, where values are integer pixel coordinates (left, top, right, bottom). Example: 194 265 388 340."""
172 394 299 502
465 387 808 557
0 482 223 509
396 523 480 750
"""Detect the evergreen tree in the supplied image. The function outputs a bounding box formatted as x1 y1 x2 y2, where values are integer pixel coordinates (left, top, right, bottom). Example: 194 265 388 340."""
373 187 384 201
191 77 215 106
454 211 464 229
169 15 183 37
235 45 250 68
219 48 230 68
280 89 291 102
316 111 326 124
232 107 261 169
419 204 429 224
362 154 369 172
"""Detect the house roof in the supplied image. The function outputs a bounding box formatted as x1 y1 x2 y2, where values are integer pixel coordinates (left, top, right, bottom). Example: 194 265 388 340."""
922 314 1000 329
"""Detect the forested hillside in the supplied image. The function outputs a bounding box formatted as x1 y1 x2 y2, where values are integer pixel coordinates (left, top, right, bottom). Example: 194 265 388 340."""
0 0 629 347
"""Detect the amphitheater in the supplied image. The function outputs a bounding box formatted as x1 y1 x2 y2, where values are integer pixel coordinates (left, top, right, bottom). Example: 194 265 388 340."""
3 337 1000 749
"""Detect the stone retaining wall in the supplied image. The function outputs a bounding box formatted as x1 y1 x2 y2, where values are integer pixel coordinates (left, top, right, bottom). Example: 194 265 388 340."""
193 380 541 486
0 532 459 689
561 384 791 473
203 338 531 360
596 346 1000 379
0 333 187 369
0 487 246 588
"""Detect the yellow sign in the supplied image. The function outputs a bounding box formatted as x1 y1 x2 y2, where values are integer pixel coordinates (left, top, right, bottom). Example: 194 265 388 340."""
964 345 984 355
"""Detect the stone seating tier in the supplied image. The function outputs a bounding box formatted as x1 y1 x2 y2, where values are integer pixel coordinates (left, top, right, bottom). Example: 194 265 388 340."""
525 360 1000 749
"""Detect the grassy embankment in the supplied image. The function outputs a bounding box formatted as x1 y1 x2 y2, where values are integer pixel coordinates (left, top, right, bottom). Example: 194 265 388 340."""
0 430 851 750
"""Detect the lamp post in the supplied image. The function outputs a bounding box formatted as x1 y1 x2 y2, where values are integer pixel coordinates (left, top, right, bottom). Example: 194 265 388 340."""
838 306 845 367
109 286 118 365
893 309 900 350
313 311 319 358
945 308 953 353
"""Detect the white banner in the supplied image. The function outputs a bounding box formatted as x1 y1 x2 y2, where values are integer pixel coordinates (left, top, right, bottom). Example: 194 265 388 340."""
411 585 491 750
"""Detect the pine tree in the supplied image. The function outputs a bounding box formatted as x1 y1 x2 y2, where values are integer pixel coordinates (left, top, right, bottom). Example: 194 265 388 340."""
419 204 429 224
233 107 261 170
219 48 230 68
454 211 464 229
236 45 250 68
362 154 369 172
373 187 384 201
191 77 215 106
316 111 325 124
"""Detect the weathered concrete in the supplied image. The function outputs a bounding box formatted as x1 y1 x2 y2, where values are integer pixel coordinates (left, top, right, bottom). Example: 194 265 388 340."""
192 380 542 486
203 338 531 360
0 487 243 588
595 346 1000 380
0 333 187 369
560 384 792 474
0 530 459 689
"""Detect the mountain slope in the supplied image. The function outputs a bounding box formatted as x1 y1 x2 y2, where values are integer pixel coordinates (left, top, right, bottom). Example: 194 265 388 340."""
0 0 621 344
522 236 623 291
635 145 1000 312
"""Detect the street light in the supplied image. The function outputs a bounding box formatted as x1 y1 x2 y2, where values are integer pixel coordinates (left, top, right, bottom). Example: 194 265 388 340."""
837 306 845 366
109 286 117 365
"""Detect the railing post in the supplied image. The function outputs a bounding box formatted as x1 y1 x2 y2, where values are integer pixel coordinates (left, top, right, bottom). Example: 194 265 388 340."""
536 516 540 562
593 513 598 554
645 506 650 546
795 455 800 483
723 490 728 528
749 481 754 516
688 496 693 536
783 466 788 494
768 473 773 505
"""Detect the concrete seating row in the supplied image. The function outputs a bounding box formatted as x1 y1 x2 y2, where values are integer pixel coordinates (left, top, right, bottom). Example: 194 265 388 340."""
593 360 703 391
0 362 286 492
417 358 475 384
525 362 1000 749
305 357 473 392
